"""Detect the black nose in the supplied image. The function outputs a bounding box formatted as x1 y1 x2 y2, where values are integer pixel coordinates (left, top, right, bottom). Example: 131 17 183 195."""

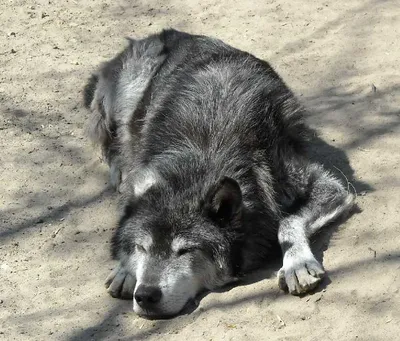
135 285 162 307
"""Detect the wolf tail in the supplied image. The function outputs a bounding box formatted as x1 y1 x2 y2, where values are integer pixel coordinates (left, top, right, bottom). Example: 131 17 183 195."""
83 74 98 109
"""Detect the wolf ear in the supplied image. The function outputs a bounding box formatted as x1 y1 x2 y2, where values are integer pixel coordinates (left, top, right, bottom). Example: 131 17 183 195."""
204 177 243 227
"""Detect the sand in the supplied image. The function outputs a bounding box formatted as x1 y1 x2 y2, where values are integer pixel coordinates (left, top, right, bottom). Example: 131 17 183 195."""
1 0 399 340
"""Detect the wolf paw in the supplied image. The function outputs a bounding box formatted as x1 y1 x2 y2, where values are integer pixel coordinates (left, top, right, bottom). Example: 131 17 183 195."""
105 263 136 299
277 252 325 295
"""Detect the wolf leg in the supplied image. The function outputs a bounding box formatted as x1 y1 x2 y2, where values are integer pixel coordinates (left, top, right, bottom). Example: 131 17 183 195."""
105 262 136 299
278 164 354 294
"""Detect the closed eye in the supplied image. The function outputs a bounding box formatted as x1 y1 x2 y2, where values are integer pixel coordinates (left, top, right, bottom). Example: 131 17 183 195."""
135 244 147 253
177 248 195 257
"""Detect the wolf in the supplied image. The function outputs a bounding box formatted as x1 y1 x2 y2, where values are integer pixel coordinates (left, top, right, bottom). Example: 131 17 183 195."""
83 29 354 319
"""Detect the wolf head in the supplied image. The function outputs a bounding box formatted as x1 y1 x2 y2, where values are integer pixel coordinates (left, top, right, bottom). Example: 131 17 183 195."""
111 169 244 318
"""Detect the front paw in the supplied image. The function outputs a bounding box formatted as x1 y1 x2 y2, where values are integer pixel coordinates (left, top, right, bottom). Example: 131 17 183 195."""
105 263 136 299
277 251 325 295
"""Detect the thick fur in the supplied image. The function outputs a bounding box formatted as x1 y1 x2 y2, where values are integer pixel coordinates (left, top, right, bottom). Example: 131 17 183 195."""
84 29 354 318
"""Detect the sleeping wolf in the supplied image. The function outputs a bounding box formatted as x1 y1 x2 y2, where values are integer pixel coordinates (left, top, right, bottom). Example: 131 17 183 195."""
84 29 354 318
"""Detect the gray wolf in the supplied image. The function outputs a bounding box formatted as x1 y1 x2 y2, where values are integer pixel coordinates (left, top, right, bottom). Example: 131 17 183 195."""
83 29 354 319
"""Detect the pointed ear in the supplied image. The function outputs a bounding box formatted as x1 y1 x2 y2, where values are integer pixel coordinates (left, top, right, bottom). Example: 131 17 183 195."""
204 177 243 227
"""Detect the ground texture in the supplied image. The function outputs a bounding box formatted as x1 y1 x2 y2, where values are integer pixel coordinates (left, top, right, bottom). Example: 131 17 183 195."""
1 0 399 340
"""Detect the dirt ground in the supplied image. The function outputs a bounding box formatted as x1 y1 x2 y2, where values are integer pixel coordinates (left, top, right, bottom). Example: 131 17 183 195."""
1 0 399 340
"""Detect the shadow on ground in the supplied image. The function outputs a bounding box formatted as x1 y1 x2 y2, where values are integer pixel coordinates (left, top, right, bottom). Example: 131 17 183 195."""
66 249 399 341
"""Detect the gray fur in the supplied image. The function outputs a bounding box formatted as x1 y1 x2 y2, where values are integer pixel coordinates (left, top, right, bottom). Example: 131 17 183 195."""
84 29 355 318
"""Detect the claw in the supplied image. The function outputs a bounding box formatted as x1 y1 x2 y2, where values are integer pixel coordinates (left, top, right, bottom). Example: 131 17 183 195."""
105 263 136 299
278 253 325 295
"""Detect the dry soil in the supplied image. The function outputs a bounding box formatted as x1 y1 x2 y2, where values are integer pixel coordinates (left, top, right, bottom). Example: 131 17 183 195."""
1 0 399 340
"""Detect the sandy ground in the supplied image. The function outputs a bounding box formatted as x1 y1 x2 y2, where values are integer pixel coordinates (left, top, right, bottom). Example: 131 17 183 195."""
1 0 399 340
